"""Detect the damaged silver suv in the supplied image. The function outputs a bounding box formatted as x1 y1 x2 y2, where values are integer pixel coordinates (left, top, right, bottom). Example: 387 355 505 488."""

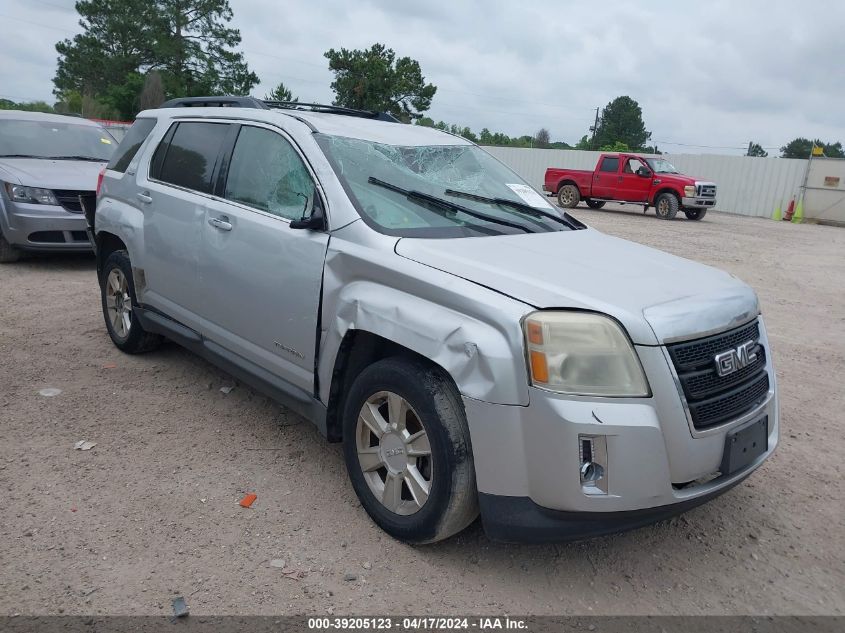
90 97 778 543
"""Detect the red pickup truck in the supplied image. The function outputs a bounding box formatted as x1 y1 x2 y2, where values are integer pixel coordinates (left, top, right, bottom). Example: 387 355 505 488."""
544 153 716 220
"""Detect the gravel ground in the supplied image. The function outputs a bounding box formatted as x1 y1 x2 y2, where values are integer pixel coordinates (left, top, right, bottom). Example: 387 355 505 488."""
1 206 843 616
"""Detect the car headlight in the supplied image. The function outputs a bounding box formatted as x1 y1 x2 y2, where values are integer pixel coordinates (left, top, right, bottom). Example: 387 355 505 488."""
684 185 696 197
524 311 650 397
4 183 59 206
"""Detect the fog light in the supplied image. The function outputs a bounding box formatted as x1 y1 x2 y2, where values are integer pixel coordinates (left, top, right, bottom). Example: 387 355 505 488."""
579 435 608 495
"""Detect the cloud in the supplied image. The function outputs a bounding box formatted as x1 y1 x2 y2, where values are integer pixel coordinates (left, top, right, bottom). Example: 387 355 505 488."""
1 0 842 154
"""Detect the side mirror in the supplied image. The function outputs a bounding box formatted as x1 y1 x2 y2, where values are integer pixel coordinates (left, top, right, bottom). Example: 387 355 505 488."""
290 190 327 230
636 167 652 177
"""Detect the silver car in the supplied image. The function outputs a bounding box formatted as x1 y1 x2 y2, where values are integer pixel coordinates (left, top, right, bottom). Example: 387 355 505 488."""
92 98 778 543
0 110 116 262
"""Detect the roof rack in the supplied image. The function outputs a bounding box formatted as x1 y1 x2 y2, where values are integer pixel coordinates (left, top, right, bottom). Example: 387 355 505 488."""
157 96 400 123
263 101 399 123
160 96 269 109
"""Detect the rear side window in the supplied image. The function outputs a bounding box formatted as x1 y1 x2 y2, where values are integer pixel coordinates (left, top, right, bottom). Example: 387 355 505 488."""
599 157 619 173
107 118 156 173
155 122 230 194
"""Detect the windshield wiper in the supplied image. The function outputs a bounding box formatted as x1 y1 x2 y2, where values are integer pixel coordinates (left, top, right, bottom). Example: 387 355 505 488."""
0 153 45 159
444 189 577 230
367 177 537 233
49 155 109 162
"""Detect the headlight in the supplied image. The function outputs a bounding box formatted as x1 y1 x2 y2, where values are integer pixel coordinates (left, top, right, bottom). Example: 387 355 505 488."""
684 185 696 197
524 311 650 397
4 183 59 206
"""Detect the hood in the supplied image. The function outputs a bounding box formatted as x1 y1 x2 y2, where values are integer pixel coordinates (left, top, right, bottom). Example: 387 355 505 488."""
0 158 106 191
653 172 696 186
395 228 758 345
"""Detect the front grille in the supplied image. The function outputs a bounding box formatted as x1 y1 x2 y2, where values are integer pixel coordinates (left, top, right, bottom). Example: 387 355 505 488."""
695 183 717 198
667 321 770 429
52 189 93 214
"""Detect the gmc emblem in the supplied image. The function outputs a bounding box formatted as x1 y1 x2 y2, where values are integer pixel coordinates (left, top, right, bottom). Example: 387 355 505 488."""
714 340 758 377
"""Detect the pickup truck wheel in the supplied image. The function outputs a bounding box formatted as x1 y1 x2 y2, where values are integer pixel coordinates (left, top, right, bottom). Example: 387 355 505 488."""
342 357 479 543
100 250 162 353
655 193 679 219
684 208 707 221
585 199 606 209
0 232 21 263
557 184 580 208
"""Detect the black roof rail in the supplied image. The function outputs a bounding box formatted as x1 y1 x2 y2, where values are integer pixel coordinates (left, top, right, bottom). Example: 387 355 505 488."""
159 96 269 109
262 101 400 123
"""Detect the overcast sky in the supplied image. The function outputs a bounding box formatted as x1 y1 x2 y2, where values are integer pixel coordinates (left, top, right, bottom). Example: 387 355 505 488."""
1 0 842 155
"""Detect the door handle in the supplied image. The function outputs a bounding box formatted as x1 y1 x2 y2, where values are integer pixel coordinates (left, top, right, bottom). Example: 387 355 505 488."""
136 191 152 204
208 216 233 231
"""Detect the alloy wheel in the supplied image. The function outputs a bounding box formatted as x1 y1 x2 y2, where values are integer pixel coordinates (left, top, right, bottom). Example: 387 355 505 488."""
356 391 433 515
105 268 132 339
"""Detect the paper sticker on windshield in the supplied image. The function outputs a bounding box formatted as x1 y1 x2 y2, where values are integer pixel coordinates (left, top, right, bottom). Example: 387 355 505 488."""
506 183 555 210
100 138 112 144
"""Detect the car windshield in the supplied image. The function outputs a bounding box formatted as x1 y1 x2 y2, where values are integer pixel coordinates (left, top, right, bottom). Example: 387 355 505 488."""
645 158 680 174
316 134 573 237
0 119 116 161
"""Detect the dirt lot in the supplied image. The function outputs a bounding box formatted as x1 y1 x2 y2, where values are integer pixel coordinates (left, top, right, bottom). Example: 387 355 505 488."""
1 206 843 617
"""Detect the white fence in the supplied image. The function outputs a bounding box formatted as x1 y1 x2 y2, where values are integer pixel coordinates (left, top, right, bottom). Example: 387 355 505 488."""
804 157 845 225
481 146 809 218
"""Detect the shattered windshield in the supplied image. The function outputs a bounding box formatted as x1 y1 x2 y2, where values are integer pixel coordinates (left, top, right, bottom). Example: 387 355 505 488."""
645 158 680 174
316 134 572 237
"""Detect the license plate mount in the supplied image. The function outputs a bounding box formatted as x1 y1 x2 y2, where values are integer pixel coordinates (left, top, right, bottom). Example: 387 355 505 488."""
721 416 768 476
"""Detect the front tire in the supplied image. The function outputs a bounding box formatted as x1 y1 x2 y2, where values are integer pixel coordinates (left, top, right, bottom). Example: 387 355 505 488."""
655 192 679 219
557 184 580 208
684 208 707 221
0 232 21 263
342 357 478 543
585 199 606 209
100 250 162 353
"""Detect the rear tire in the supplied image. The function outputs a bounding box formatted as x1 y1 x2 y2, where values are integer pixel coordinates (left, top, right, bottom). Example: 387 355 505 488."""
655 193 679 219
585 199 606 209
0 232 21 263
557 184 580 208
684 208 707 221
342 357 478 543
100 250 162 353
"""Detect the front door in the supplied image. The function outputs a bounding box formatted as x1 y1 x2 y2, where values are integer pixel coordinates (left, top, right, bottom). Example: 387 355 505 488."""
616 156 653 202
198 124 329 393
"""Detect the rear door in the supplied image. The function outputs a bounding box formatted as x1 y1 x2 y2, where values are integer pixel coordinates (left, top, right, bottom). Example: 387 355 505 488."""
140 120 231 329
198 123 329 393
591 155 620 198
616 156 652 202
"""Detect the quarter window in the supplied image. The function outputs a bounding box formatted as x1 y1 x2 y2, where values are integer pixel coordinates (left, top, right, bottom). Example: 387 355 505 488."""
108 118 156 173
599 157 619 173
224 126 315 221
156 122 230 194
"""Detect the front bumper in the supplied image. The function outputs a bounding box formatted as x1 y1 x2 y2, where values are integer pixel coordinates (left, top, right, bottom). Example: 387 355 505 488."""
0 201 92 252
682 196 717 208
463 332 778 542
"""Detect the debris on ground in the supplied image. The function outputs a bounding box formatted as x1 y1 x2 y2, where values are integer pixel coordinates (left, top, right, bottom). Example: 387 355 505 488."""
282 569 307 580
343 573 358 582
171 596 189 618
38 388 62 397
219 384 235 394
239 493 257 508
269 559 286 568
102 363 117 369
73 440 97 451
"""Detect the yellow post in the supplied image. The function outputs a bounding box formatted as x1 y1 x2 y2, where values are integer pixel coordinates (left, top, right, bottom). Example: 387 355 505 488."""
792 198 804 223
772 203 782 221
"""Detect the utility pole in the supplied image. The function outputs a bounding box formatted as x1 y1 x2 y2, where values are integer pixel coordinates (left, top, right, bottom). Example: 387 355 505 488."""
589 107 600 149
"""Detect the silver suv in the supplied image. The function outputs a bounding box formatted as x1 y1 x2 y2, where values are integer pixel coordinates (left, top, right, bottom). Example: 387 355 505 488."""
0 110 115 261
91 97 778 543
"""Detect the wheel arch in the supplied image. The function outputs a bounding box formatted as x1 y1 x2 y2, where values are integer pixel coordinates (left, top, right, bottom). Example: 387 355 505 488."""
651 187 681 206
96 232 127 273
556 179 581 195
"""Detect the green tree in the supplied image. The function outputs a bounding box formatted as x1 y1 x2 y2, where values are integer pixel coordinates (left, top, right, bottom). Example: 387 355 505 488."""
574 134 592 150
54 0 258 119
780 137 844 159
534 128 550 149
746 142 768 157
264 81 298 103
593 96 651 151
139 71 166 110
599 141 630 152
324 43 436 121
0 99 55 113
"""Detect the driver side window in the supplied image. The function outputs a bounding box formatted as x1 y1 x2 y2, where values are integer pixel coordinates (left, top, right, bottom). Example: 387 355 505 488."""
224 126 314 221
625 157 646 174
